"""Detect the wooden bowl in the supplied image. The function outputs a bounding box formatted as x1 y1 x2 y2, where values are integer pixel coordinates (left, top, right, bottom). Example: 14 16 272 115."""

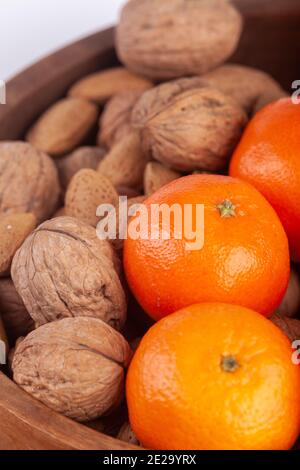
0 0 299 450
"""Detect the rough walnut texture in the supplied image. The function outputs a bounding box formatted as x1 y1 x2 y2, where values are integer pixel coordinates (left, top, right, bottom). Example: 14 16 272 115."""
0 213 37 276
116 0 243 80
98 132 149 190
57 146 106 190
12 317 132 422
98 90 144 149
202 64 287 115
11 217 127 330
144 162 181 196
69 67 152 104
276 269 300 318
0 278 34 346
134 85 247 171
0 142 60 222
65 169 119 227
26 98 98 157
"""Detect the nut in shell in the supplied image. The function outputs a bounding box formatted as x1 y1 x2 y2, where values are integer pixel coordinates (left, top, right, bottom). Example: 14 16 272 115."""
135 85 247 172
12 317 132 422
57 146 106 190
11 216 127 330
0 142 60 223
98 90 143 149
69 67 152 104
65 169 119 227
26 98 98 157
144 162 181 196
116 0 243 79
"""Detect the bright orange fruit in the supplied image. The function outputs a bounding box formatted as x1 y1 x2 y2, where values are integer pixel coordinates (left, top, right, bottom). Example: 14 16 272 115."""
124 174 290 321
230 98 300 262
127 303 300 450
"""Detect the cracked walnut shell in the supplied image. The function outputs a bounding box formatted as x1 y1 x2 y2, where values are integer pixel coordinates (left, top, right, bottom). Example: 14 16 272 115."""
11 217 127 330
12 317 132 422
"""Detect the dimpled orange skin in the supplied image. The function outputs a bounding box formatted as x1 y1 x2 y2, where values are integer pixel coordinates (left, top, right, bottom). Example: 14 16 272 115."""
127 303 300 450
124 174 290 321
230 98 300 262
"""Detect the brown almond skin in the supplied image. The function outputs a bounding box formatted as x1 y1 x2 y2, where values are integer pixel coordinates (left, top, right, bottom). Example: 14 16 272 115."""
69 67 152 104
0 278 34 346
12 317 132 422
98 90 144 149
116 0 243 80
56 146 106 190
0 213 37 276
65 169 119 227
26 98 98 157
137 86 247 172
11 217 127 330
275 269 300 318
201 64 287 115
144 162 181 196
0 142 60 222
98 132 149 190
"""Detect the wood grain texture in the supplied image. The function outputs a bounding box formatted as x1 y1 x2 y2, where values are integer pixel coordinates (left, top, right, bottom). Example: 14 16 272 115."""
0 2 299 450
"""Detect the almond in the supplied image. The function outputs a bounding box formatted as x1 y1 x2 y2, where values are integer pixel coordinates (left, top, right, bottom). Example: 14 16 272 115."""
144 162 181 196
26 98 98 157
69 67 152 104
98 132 149 190
65 169 119 227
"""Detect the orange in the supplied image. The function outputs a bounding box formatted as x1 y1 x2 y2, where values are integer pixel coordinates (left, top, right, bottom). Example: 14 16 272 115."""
127 303 300 450
230 98 300 262
124 174 289 321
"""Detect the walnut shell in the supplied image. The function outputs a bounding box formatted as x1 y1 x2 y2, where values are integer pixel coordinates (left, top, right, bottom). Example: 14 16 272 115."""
134 85 247 172
98 90 143 149
0 142 60 222
270 313 300 343
98 132 149 190
276 269 300 318
69 67 152 104
0 213 37 276
116 0 243 80
0 278 34 346
11 217 127 330
202 64 287 115
12 317 132 422
57 146 106 190
65 169 119 227
144 162 181 196
26 98 98 157
118 422 140 446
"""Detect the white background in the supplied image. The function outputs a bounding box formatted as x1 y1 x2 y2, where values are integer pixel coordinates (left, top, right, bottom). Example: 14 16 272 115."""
0 0 125 80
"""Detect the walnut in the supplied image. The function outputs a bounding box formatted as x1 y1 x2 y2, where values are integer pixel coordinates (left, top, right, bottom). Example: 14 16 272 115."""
0 142 60 222
276 269 300 318
98 90 144 149
69 67 152 104
26 98 98 157
98 132 149 190
0 278 34 346
116 0 243 80
133 82 247 172
0 213 37 276
144 162 181 196
270 313 300 343
57 146 106 190
201 64 287 115
11 217 127 330
12 317 132 422
65 169 119 227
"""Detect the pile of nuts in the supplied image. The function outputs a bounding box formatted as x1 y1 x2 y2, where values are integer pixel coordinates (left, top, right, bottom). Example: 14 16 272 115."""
0 0 297 444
